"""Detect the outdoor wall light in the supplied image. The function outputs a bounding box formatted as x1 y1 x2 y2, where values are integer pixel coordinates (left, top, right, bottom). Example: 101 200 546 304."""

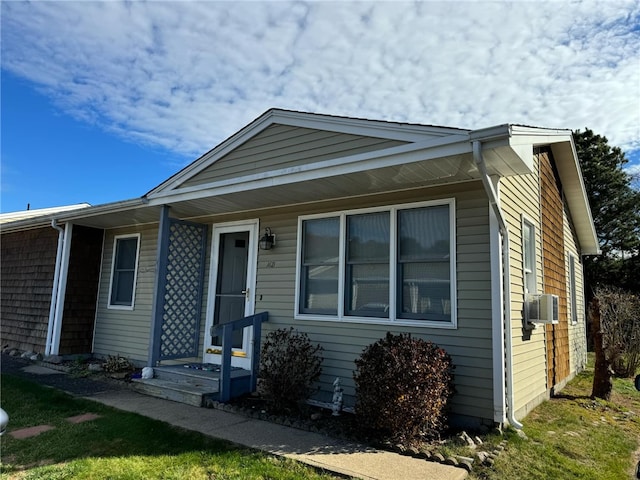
259 227 275 250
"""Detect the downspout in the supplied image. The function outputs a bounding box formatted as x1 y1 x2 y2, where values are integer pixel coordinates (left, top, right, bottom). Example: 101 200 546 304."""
473 141 524 430
46 220 65 356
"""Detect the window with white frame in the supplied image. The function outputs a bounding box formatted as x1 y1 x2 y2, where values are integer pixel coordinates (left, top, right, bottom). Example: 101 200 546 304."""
569 253 578 324
297 200 455 326
108 234 140 309
522 219 536 296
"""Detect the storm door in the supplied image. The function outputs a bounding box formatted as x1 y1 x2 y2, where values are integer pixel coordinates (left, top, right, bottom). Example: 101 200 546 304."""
204 221 258 369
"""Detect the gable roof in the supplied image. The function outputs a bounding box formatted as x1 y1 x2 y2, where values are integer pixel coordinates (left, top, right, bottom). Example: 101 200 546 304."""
146 108 469 197
1 109 599 255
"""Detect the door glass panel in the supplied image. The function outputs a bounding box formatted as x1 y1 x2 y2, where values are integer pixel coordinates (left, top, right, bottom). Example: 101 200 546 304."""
212 232 249 349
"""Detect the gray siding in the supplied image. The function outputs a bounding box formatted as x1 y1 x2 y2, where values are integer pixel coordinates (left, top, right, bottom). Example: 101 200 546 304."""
179 125 407 188
499 160 549 419
252 183 494 421
92 182 496 422
93 224 159 363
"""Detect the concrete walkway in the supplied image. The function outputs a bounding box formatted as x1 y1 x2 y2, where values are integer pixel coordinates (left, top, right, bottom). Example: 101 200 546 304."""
3 357 467 480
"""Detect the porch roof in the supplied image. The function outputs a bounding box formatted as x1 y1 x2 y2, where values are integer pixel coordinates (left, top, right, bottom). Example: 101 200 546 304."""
0 111 598 256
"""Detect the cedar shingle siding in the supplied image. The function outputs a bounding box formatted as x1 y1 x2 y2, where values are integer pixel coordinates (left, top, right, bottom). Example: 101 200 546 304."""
59 226 103 355
0 227 58 352
539 148 571 386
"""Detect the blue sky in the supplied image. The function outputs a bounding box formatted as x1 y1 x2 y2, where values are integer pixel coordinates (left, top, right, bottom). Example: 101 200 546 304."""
2 0 639 214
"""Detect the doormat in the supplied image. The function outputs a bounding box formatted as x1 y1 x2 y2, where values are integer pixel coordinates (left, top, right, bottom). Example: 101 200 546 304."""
184 363 220 371
182 363 242 372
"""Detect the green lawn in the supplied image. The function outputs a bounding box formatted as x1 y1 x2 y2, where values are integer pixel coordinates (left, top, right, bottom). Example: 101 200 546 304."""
0 375 338 480
471 362 640 480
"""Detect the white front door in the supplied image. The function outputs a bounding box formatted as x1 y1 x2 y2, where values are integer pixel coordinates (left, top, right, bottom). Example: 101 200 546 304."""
204 220 258 370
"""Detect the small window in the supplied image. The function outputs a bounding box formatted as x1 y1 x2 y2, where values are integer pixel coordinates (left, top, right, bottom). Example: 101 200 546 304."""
108 234 140 309
346 212 390 317
299 217 340 315
569 254 578 324
522 219 536 295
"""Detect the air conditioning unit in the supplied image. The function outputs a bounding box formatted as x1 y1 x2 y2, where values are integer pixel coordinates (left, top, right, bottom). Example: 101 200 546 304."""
526 294 559 324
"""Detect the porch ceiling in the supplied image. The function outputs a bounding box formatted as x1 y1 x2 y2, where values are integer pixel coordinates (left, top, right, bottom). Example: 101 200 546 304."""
155 152 480 220
2 152 481 232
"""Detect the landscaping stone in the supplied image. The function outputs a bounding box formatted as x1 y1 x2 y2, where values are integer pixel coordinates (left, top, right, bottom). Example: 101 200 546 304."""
456 455 474 464
9 424 55 439
417 450 432 460
458 430 476 448
44 355 63 364
21 351 35 359
445 456 458 466
88 363 103 372
433 452 445 462
458 459 474 472
475 451 489 463
66 413 101 424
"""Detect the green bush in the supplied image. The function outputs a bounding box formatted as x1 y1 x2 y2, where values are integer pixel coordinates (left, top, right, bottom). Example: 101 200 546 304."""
259 328 323 413
354 332 455 445
103 354 134 373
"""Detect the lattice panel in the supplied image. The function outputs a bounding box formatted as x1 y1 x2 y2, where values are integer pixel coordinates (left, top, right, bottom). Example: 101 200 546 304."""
159 220 207 360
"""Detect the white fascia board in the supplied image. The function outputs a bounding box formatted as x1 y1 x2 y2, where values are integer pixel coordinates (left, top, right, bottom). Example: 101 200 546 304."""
0 203 92 224
550 140 600 255
146 134 472 206
146 111 278 197
476 125 599 255
0 198 147 233
471 125 535 175
270 109 468 142
471 125 575 176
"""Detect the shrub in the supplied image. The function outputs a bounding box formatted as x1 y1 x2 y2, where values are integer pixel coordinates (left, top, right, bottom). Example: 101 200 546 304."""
595 286 640 378
354 332 455 445
259 328 323 413
103 355 134 373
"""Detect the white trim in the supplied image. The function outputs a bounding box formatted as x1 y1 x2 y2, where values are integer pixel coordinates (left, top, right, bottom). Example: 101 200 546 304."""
146 135 471 202
107 233 141 310
294 199 457 329
51 223 73 355
521 215 537 296
91 230 106 354
568 252 578 325
46 221 65 356
148 109 468 196
203 219 259 370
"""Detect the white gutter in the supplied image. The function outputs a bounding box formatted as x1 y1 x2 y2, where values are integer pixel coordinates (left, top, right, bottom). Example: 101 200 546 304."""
45 220 65 356
473 141 523 430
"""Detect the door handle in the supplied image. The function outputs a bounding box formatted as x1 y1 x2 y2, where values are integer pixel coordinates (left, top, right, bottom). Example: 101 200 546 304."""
242 288 250 299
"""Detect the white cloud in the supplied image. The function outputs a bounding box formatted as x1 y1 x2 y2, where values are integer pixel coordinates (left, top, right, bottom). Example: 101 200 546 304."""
2 0 639 161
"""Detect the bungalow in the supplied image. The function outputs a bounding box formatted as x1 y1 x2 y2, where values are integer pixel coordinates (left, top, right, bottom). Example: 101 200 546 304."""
0 109 599 427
